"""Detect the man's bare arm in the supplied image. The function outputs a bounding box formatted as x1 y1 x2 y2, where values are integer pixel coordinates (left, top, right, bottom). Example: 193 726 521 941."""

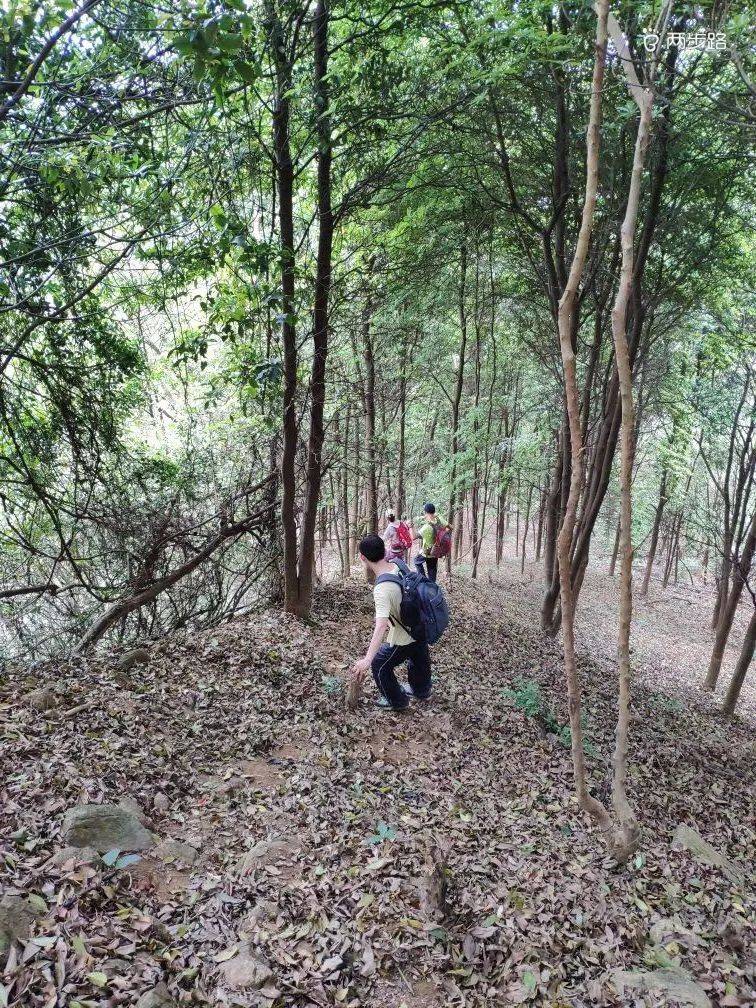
353 616 389 676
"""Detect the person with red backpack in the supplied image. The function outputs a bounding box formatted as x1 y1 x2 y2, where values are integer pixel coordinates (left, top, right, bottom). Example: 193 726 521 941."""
414 502 451 582
383 510 413 561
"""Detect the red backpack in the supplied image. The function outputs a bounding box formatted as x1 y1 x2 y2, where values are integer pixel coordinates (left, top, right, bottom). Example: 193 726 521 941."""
430 522 452 558
395 521 413 549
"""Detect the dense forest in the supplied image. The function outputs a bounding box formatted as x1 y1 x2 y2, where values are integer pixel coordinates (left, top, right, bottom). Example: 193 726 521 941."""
0 1 754 1006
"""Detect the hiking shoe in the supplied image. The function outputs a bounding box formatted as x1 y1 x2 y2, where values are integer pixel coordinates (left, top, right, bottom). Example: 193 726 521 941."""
401 683 431 702
374 697 409 712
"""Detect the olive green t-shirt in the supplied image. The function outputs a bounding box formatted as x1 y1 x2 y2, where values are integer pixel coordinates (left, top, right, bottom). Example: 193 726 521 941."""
419 515 447 556
373 565 414 646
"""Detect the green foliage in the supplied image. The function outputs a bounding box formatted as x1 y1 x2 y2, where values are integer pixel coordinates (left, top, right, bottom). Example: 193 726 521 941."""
0 0 753 657
504 677 544 719
505 678 594 753
366 820 397 846
321 675 342 696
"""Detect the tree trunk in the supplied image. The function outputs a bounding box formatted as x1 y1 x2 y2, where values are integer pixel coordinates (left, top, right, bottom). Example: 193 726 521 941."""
541 41 677 629
554 0 612 833
662 512 680 589
722 605 756 717
396 331 408 517
535 484 546 562
361 282 378 533
268 4 300 615
340 405 352 576
606 7 652 860
705 510 756 689
293 0 333 618
521 482 533 574
608 517 621 576
447 240 468 570
641 467 668 595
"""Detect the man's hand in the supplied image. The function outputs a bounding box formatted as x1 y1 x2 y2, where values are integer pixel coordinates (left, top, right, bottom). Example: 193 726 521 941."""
352 656 371 679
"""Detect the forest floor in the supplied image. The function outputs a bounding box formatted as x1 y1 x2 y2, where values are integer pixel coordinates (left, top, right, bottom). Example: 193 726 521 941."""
1 561 754 1008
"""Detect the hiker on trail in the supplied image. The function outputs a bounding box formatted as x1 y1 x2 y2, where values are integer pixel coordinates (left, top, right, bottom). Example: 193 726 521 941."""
351 533 434 711
414 502 451 583
382 510 413 562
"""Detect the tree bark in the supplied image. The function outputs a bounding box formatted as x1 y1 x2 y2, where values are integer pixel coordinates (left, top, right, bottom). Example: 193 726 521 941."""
447 240 468 570
268 2 299 615
396 331 408 517
722 605 756 717
295 0 333 616
641 467 669 595
361 283 379 533
705 510 756 689
554 0 612 833
606 6 652 861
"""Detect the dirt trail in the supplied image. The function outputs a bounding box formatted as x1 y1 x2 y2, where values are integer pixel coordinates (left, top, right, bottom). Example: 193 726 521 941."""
1 575 754 1007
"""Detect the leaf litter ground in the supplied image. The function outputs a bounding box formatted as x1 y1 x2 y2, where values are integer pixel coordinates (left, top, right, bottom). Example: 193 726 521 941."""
1 564 754 1007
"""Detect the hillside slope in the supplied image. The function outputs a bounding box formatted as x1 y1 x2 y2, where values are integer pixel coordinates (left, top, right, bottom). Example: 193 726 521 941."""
1 576 754 1007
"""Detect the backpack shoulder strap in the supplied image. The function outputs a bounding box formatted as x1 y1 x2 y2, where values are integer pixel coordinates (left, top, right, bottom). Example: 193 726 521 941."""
374 571 410 632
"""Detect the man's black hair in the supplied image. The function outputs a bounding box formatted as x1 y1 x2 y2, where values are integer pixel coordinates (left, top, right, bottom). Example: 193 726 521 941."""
386 512 396 522
424 502 436 514
359 533 385 562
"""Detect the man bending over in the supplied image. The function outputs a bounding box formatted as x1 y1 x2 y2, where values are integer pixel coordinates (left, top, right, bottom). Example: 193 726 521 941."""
351 533 431 711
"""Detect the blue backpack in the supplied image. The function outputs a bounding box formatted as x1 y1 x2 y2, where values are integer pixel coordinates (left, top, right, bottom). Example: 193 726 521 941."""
375 560 450 645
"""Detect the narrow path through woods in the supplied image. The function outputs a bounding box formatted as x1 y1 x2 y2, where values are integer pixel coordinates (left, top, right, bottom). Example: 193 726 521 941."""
2 573 754 1007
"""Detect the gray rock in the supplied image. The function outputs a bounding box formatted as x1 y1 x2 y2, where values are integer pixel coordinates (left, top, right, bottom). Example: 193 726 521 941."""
0 895 41 954
649 916 703 950
135 982 174 1008
62 803 155 853
118 796 146 821
152 792 170 811
672 824 746 887
611 965 711 1007
24 686 58 712
219 945 273 990
116 648 150 672
154 839 199 865
48 845 100 867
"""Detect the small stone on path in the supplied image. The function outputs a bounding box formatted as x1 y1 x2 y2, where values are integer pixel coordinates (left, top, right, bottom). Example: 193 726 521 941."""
62 803 155 852
672 824 746 887
0 895 42 954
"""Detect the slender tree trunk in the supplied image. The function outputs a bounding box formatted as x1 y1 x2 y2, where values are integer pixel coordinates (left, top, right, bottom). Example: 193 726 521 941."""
521 483 533 574
294 0 333 618
542 42 677 628
641 467 668 595
396 332 408 517
454 494 465 556
722 606 756 716
542 434 562 588
361 285 378 533
350 433 360 563
606 7 652 859
341 405 352 576
662 513 681 589
535 484 545 562
447 240 468 570
554 0 612 833
268 4 299 614
705 510 756 689
608 517 621 576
